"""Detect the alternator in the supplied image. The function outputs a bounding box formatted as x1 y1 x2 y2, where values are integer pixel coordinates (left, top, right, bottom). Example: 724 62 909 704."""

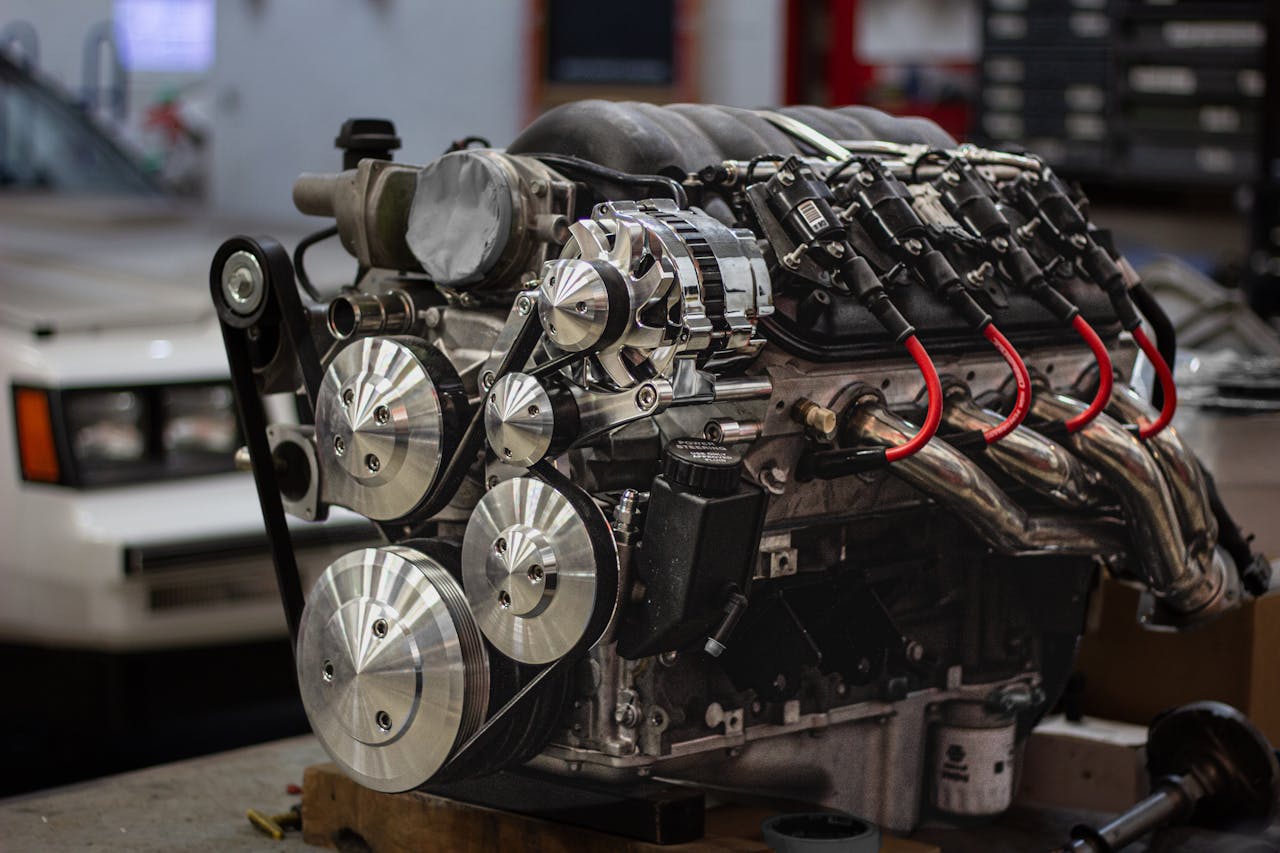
538 199 772 389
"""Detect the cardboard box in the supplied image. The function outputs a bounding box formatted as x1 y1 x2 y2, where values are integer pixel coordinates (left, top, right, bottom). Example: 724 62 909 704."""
1017 714 1149 813
1074 577 1280 744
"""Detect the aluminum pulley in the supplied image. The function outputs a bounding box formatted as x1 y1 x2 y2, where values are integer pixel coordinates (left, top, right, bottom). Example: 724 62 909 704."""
461 476 615 664
315 336 467 521
296 545 489 792
483 371 579 468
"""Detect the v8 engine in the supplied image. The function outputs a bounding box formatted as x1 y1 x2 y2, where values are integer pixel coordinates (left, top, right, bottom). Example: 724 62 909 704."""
212 103 1270 832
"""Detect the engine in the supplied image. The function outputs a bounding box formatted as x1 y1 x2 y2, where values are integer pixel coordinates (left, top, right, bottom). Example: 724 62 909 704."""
211 103 1270 832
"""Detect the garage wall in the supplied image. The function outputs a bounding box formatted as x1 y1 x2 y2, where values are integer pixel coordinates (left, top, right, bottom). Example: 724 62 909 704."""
700 0 784 109
208 0 784 222
208 1 526 222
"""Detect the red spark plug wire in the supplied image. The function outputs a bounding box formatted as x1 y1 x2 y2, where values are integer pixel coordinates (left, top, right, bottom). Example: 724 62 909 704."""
979 324 1032 443
885 334 943 462
1064 315 1113 433
1132 326 1177 439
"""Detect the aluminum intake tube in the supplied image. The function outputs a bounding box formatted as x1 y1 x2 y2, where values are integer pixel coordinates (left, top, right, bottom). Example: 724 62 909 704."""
940 383 1105 510
844 397 1124 557
1030 391 1234 621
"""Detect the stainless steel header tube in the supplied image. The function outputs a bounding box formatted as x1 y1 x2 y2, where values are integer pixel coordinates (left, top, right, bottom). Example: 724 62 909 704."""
1104 385 1218 552
1030 391 1231 619
940 386 1105 510
844 399 1123 557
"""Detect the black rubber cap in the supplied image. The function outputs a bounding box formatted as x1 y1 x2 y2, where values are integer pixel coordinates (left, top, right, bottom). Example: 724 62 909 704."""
661 438 743 496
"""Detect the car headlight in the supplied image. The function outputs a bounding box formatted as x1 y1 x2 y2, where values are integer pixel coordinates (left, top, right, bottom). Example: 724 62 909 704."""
13 381 240 487
66 389 148 464
162 384 238 456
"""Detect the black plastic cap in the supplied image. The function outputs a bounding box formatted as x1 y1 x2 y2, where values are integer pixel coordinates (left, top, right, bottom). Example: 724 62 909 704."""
661 438 743 496
335 118 401 170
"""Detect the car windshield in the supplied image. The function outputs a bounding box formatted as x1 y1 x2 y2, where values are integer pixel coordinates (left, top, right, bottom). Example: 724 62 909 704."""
0 57 161 195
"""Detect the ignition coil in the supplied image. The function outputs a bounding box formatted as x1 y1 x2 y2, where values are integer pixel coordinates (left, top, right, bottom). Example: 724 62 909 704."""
758 157 942 464
833 157 1033 445
1007 169 1176 439
932 158 1113 433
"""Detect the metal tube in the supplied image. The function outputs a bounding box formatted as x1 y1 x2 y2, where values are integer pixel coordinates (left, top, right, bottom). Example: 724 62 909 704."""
327 290 413 340
940 387 1105 510
845 400 1124 556
1095 785 1190 849
1030 391 1230 618
713 376 774 401
1069 783 1194 852
292 172 345 217
1105 385 1218 551
704 417 762 444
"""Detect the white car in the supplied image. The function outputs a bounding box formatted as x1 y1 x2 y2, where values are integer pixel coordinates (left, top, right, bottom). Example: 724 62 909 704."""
0 56 372 653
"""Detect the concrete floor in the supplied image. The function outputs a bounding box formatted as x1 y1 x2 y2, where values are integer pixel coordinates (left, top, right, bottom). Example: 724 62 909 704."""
0 736 325 852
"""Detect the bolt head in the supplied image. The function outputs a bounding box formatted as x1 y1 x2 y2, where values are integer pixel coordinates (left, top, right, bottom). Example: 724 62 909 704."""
992 236 1010 252
481 371 497 390
220 250 265 316
516 295 533 315
635 384 658 411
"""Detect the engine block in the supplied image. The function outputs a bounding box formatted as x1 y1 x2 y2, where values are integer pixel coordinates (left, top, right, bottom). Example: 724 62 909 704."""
212 103 1268 833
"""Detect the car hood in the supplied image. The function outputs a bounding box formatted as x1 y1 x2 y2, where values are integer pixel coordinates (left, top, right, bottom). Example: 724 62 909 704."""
0 195 342 335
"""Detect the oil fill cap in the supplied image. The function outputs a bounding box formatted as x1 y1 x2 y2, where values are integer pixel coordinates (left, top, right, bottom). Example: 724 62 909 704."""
661 437 743 496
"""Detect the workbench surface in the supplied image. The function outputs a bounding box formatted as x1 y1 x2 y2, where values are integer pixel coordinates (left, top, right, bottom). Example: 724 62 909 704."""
2 735 1276 852
0 736 324 851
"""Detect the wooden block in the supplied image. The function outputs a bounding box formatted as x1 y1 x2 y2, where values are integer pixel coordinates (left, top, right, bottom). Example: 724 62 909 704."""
1016 714 1148 813
302 763 941 852
302 763 765 852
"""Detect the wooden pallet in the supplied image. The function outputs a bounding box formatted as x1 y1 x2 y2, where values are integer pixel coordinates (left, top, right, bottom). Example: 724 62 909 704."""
301 763 940 852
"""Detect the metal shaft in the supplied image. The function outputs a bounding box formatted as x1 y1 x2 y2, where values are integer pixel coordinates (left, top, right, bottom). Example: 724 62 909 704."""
1069 779 1196 852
